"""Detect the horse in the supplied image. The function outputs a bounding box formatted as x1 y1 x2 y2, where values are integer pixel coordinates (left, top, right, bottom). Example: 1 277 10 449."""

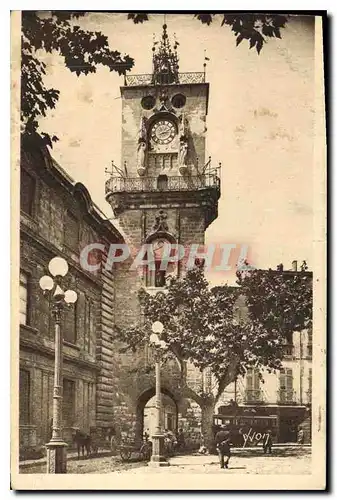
72 429 92 459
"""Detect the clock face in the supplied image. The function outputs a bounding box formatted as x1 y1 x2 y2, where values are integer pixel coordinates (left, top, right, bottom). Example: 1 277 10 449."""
151 120 176 145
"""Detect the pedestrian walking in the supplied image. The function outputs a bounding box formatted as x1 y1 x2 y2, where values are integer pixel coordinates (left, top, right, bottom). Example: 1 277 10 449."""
297 426 305 444
262 429 273 454
215 425 231 469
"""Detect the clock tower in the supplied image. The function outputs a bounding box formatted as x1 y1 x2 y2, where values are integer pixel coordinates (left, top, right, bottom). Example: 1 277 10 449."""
104 22 221 448
105 23 220 319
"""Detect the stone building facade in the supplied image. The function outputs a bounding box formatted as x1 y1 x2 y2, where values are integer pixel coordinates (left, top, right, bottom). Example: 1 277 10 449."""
19 134 124 457
214 326 312 444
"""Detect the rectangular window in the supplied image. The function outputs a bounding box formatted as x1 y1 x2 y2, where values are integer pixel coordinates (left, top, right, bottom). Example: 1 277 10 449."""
246 368 260 389
64 212 80 252
19 369 30 424
63 302 77 344
279 368 293 389
245 368 261 402
279 368 294 402
20 169 35 215
63 379 75 428
20 270 29 325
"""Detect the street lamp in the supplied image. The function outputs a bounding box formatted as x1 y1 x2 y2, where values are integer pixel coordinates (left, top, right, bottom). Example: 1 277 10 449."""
149 321 170 467
39 256 77 474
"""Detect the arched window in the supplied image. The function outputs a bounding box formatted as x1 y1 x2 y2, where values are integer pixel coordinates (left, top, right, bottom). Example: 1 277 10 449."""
145 238 168 288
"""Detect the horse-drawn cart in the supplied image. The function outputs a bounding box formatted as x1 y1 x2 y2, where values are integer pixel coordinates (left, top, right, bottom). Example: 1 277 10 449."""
118 439 152 462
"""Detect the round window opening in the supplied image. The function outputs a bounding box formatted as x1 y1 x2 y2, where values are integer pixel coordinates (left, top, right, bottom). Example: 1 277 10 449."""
171 93 186 109
141 95 156 110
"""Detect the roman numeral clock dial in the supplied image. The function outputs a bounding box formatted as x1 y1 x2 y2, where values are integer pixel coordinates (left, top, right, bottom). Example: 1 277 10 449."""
151 120 176 145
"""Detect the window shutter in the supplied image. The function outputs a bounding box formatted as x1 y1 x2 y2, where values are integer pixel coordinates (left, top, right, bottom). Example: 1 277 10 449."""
279 369 286 390
285 368 293 390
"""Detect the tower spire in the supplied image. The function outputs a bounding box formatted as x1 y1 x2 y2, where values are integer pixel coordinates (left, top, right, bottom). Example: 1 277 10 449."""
152 23 179 85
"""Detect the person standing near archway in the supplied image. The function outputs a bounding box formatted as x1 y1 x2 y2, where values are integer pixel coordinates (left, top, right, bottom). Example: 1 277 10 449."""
215 425 231 469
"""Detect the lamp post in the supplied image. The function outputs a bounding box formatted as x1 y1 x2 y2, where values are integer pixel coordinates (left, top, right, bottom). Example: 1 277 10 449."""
149 321 169 467
39 256 77 474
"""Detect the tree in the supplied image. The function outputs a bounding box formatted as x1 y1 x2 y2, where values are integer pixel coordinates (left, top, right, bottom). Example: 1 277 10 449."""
129 13 288 54
115 267 284 448
236 264 313 343
21 11 134 146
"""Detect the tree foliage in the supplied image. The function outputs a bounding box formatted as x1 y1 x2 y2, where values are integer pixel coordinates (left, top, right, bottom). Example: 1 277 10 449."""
127 13 149 24
21 11 134 146
129 13 288 55
115 267 284 403
236 266 313 341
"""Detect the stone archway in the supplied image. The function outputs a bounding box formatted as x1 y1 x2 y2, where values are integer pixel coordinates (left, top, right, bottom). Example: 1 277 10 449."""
135 386 180 443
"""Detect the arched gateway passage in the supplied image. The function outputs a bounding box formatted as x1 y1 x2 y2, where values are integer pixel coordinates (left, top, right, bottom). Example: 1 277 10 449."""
135 387 179 443
135 387 204 452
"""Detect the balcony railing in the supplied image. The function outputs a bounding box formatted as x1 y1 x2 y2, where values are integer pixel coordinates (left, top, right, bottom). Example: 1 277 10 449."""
124 72 206 87
105 174 220 195
244 389 264 404
277 389 296 405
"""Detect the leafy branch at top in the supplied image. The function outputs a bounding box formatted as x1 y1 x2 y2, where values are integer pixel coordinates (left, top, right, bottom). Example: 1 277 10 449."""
21 11 134 146
129 13 288 55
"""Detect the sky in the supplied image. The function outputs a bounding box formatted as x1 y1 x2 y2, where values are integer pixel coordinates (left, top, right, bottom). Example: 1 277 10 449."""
38 13 316 285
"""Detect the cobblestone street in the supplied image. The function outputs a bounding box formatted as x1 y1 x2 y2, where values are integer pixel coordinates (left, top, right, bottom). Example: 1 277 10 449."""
20 448 311 475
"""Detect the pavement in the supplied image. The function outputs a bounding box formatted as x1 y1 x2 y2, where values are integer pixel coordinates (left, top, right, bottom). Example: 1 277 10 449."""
20 447 311 475
110 449 311 475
